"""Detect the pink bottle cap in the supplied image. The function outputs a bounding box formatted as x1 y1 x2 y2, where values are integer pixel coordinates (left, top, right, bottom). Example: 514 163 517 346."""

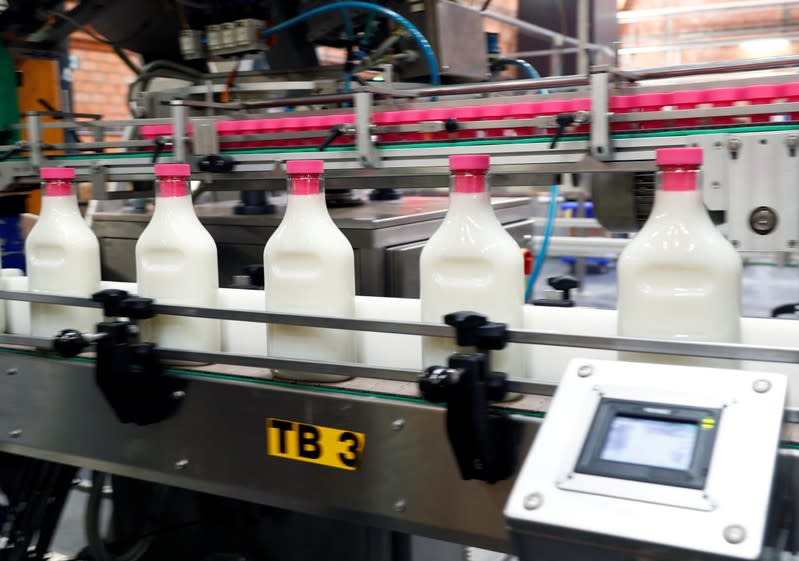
780 82 799 98
656 147 703 166
671 90 703 105
286 160 323 195
41 167 75 196
744 84 779 102
450 155 489 193
155 164 190 197
657 148 703 192
706 87 738 103
41 167 76 180
286 159 324 175
450 154 489 171
155 164 191 177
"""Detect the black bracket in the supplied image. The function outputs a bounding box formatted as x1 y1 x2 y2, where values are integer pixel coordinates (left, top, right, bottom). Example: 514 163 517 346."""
53 289 185 426
534 275 578 307
418 311 519 484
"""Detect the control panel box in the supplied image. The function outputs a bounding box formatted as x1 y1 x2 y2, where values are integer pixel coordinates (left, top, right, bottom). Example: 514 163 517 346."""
505 359 787 561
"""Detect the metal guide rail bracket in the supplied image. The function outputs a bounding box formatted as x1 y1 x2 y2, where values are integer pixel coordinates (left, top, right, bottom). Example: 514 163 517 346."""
419 312 520 484
52 289 186 426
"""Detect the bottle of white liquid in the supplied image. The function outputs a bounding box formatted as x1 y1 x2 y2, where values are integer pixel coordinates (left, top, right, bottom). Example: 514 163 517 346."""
264 160 355 382
617 147 742 366
420 155 525 376
136 164 220 352
26 167 101 337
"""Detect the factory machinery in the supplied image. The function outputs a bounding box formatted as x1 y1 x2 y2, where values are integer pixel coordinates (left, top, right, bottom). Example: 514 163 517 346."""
3 1 799 560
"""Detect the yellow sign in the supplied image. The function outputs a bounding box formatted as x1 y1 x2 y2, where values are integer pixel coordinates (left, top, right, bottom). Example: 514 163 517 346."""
266 418 366 471
701 417 716 430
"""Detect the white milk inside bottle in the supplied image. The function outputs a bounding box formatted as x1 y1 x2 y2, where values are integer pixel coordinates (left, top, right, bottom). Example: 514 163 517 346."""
617 147 742 367
26 167 101 336
420 154 525 376
264 159 355 382
136 164 220 352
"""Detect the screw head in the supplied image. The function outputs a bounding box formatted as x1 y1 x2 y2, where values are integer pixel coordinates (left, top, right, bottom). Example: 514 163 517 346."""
171 390 186 400
174 459 189 470
393 499 407 513
753 379 771 393
8 429 21 439
577 364 593 378
6 368 17 376
391 419 405 432
724 524 746 544
523 492 543 510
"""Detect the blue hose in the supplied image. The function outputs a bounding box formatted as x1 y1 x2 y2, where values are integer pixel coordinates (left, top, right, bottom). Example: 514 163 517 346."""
499 58 547 94
264 1 441 86
525 184 559 303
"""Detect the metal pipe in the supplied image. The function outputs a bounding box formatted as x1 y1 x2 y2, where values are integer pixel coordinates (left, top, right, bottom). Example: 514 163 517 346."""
634 54 799 80
2 290 799 364
458 3 614 57
618 0 799 22
410 74 590 98
576 0 590 75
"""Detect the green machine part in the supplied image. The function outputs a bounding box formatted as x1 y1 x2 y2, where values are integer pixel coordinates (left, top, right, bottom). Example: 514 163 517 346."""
0 40 20 144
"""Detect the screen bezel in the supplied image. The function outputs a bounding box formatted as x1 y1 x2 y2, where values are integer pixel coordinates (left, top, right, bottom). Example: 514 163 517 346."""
574 398 721 489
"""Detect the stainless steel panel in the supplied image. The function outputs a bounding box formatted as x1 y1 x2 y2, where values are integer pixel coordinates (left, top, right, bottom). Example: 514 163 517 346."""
92 197 532 296
0 352 538 551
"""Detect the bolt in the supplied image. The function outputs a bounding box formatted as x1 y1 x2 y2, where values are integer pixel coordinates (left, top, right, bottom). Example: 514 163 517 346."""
789 240 798 248
523 492 543 510
731 240 740 248
6 368 17 375
577 364 593 377
473 458 483 471
391 419 405 431
393 499 407 513
723 525 746 544
171 390 186 400
174 459 189 470
753 379 771 393
8 429 21 439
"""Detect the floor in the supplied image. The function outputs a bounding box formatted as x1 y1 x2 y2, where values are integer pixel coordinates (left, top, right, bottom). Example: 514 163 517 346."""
38 260 799 559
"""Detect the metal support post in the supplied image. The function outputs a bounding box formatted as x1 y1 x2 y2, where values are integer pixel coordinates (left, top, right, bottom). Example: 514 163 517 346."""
25 113 43 168
354 92 380 168
589 69 611 161
170 100 189 164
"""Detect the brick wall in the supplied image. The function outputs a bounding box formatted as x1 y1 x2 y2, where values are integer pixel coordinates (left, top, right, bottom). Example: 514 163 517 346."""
69 34 137 121
620 0 799 69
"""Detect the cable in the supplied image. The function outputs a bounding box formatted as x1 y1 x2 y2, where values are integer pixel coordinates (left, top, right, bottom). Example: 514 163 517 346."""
499 58 541 79
498 59 547 94
525 183 559 303
48 11 141 75
263 2 441 86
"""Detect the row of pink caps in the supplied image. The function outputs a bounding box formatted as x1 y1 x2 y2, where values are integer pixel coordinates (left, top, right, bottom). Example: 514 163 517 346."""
139 81 799 143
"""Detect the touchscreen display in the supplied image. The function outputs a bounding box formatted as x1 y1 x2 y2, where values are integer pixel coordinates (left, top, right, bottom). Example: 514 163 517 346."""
599 415 699 471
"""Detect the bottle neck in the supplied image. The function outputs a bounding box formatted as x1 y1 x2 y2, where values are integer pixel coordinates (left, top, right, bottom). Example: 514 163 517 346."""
288 174 323 196
42 179 75 198
659 165 699 192
156 176 190 198
450 170 488 194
